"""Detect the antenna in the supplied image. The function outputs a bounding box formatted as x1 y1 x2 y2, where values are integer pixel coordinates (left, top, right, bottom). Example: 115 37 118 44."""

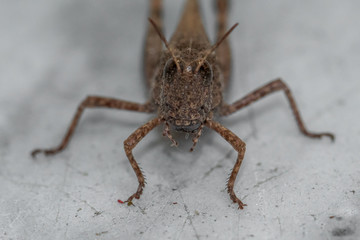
148 18 181 72
195 23 239 73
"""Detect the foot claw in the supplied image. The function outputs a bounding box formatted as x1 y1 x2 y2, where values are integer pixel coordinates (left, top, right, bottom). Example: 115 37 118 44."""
123 192 141 207
125 201 134 206
322 133 335 142
30 147 63 158
230 196 246 210
237 202 247 209
234 199 246 210
304 131 335 142
31 149 41 158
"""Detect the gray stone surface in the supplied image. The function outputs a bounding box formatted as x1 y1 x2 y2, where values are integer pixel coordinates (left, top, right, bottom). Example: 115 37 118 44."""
0 1 359 239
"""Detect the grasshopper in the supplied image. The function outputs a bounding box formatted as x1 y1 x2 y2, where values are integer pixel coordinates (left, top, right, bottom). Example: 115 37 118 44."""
32 0 334 209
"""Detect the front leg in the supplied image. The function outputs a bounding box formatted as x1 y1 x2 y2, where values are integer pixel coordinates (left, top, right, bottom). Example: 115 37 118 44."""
205 119 247 209
123 117 163 204
221 78 335 140
31 96 154 157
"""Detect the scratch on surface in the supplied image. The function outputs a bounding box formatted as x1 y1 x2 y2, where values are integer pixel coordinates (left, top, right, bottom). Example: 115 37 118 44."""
253 170 288 188
277 217 283 236
55 158 102 216
203 163 223 179
178 212 188 239
178 191 200 240
59 189 102 216
135 204 147 215
80 200 102 217
139 191 174 240
66 162 89 176
203 150 232 179
55 203 61 222
64 216 70 239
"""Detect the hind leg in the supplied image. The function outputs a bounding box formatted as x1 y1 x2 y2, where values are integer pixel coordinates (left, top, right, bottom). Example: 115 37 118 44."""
31 96 153 157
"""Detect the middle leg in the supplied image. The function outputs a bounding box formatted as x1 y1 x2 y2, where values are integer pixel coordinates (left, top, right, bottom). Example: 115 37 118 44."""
220 78 335 140
31 96 154 157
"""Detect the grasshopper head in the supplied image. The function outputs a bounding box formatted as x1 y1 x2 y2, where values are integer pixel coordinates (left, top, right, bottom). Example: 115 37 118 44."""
160 58 213 132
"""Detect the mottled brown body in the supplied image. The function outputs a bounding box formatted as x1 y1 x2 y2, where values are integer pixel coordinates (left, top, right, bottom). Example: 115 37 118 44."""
32 0 334 209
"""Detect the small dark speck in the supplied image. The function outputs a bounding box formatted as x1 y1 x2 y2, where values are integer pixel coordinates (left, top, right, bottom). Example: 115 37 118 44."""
94 211 102 216
329 216 343 221
332 227 354 237
350 190 355 194
256 162 262 166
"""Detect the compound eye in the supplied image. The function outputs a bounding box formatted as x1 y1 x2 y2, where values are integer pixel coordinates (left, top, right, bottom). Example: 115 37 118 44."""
198 61 213 86
163 59 179 83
